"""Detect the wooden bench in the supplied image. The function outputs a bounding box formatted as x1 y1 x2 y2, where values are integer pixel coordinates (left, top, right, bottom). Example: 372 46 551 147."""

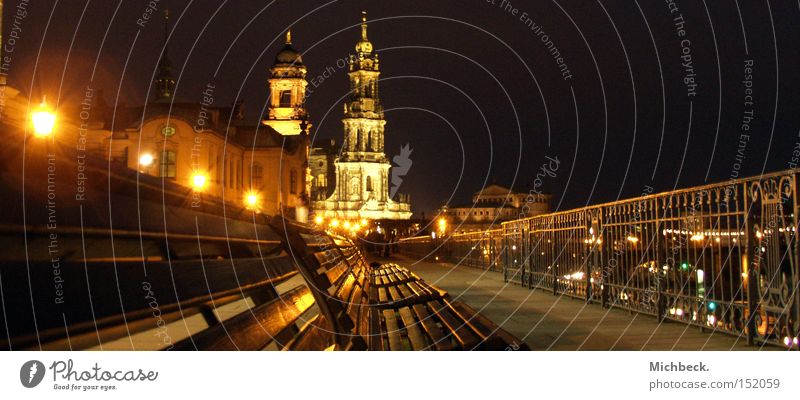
0 217 528 351
271 217 529 351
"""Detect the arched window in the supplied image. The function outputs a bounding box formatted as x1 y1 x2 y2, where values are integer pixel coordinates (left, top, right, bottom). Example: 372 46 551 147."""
159 150 176 178
251 164 264 189
279 90 292 107
366 176 373 192
317 174 327 187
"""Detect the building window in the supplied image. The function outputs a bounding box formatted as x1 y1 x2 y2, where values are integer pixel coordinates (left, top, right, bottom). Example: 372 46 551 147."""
316 173 326 188
279 90 292 107
366 176 373 192
290 169 298 195
252 164 264 189
159 150 176 178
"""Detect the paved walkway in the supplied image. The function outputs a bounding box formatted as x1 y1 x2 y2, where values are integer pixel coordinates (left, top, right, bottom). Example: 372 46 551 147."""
382 255 769 351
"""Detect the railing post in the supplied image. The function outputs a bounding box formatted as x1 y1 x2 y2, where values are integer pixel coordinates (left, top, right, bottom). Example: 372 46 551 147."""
600 227 609 309
551 231 558 296
585 244 592 303
501 226 508 282
655 220 666 322
744 197 758 346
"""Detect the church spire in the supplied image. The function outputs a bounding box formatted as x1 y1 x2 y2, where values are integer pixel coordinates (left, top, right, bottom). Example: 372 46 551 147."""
355 11 373 55
361 11 368 40
154 8 176 102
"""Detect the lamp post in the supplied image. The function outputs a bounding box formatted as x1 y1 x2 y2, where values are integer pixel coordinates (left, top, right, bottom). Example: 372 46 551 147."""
245 190 260 212
191 172 208 191
31 101 56 138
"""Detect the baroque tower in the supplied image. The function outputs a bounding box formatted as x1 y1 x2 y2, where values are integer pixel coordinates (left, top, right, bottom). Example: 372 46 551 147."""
263 31 309 136
311 12 411 220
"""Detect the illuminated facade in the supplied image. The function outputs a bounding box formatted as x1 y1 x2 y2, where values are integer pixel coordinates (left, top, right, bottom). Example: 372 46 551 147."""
89 16 310 219
440 185 551 232
311 12 412 220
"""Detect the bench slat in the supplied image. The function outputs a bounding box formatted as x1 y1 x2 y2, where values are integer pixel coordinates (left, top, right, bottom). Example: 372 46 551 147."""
382 309 403 351
398 307 427 350
171 285 314 351
430 300 480 350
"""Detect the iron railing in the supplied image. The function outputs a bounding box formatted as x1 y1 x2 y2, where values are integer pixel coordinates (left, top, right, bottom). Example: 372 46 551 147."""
398 170 800 348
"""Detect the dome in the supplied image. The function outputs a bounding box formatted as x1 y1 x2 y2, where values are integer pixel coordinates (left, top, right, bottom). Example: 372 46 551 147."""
274 43 303 66
273 31 304 67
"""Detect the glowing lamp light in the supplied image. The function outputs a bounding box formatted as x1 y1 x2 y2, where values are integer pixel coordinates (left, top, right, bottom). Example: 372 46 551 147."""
314 216 324 225
360 219 368 226
191 173 208 191
680 262 690 271
330 219 340 228
626 236 639 244
784 336 792 347
139 153 154 167
245 191 260 209
31 104 56 137
343 220 351 229
707 301 716 311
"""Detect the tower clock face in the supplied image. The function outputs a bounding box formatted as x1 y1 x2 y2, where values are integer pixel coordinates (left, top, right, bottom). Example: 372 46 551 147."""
161 125 176 137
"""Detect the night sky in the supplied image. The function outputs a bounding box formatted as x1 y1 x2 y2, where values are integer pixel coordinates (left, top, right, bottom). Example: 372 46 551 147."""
5 0 800 216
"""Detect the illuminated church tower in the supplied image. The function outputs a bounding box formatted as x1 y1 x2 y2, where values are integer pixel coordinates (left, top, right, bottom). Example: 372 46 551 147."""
263 31 309 136
312 12 411 220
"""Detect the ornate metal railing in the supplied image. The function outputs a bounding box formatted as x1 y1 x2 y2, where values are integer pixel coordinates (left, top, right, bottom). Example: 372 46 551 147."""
398 170 799 348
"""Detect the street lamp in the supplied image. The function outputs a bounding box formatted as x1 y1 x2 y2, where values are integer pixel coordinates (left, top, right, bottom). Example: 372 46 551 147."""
191 172 208 191
31 102 56 138
245 191 260 210
139 153 154 167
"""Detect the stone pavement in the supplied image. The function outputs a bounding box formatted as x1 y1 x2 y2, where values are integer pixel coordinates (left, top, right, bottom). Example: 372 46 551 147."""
384 255 770 351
